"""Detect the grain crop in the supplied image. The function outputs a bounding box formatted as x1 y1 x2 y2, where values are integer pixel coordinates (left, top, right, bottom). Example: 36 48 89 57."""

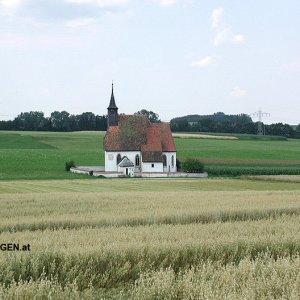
0 178 299 298
1 190 300 232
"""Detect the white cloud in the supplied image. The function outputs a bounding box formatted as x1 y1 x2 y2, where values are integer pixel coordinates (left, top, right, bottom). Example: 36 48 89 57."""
229 86 247 98
158 0 176 7
211 7 223 29
0 0 23 16
0 34 28 48
191 56 215 68
0 34 83 49
155 0 194 7
213 27 231 46
40 88 50 96
65 0 128 7
105 9 133 17
210 7 245 46
281 58 300 73
65 17 97 28
233 34 245 44
0 0 22 8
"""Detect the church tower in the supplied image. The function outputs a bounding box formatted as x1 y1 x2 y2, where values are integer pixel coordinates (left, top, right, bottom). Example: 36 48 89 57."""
107 83 118 127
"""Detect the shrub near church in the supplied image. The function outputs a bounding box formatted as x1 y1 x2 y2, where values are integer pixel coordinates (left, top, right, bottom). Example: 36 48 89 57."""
182 158 204 173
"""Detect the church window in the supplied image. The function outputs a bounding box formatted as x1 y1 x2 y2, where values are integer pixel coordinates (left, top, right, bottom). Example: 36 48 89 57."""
163 155 167 167
135 155 140 167
117 154 122 165
171 155 174 167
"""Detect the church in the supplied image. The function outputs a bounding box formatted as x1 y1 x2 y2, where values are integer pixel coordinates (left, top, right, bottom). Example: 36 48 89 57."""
104 84 177 175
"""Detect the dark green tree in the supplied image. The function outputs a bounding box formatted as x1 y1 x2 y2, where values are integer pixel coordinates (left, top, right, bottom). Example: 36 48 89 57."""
135 109 161 123
170 119 190 132
95 115 108 131
14 111 48 131
50 111 71 131
68 115 80 131
265 123 295 138
78 112 96 130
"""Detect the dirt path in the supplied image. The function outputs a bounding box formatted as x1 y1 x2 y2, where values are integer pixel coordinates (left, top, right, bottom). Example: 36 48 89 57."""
172 133 238 140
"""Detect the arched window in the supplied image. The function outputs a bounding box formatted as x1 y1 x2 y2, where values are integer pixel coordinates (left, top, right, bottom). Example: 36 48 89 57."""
171 155 174 167
135 154 140 167
117 154 121 165
163 155 167 167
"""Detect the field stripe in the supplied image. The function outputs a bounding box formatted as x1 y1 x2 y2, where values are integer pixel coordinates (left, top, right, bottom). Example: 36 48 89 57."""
1 207 300 233
1 178 300 193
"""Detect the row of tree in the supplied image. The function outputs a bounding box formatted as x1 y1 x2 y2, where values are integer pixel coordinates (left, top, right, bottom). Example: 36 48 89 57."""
0 111 108 131
0 109 160 132
1 110 299 139
170 112 300 138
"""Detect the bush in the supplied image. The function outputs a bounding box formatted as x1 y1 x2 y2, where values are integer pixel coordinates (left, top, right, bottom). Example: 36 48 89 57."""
182 158 204 173
65 160 76 171
205 166 300 177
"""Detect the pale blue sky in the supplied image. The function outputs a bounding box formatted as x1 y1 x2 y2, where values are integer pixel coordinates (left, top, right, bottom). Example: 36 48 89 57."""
0 0 299 124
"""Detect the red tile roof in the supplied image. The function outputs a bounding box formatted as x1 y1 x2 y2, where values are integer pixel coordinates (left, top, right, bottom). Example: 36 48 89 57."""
141 124 163 152
160 122 176 152
104 115 149 151
142 151 163 162
104 115 176 162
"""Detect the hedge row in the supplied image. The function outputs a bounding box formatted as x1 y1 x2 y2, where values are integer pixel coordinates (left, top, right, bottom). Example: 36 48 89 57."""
205 166 300 176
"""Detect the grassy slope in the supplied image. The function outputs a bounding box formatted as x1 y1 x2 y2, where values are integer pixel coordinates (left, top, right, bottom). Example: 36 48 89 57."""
175 137 300 163
1 131 300 180
0 131 104 180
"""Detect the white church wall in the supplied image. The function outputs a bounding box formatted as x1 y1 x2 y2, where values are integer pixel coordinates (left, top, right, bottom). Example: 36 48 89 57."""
163 152 177 172
105 151 176 173
141 162 163 173
105 151 140 172
118 166 134 176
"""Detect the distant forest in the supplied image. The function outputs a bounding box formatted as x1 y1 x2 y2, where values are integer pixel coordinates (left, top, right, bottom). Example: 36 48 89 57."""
170 112 300 138
0 111 108 132
1 110 299 138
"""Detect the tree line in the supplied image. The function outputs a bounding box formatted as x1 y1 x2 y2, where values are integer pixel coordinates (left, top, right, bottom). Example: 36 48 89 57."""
1 110 299 138
170 112 300 138
0 109 160 132
0 111 108 131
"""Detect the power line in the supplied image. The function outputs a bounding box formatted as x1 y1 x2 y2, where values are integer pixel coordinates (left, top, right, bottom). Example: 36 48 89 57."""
250 109 270 135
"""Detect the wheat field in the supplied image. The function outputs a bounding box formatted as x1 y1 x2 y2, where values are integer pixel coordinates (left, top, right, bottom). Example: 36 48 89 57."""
0 178 300 299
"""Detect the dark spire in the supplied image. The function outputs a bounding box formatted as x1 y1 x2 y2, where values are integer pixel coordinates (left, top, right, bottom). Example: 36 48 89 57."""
107 82 119 127
108 82 118 109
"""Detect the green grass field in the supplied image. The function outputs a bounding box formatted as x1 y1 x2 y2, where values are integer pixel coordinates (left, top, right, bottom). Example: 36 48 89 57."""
0 178 300 299
0 131 104 180
1 131 300 180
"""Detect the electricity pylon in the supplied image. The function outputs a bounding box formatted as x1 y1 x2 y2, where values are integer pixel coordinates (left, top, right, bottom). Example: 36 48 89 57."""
250 109 270 135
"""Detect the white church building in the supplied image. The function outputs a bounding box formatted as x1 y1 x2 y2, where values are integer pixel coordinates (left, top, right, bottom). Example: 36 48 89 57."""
104 84 177 175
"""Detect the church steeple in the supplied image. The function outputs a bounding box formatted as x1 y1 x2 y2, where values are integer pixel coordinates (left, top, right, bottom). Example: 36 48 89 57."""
108 83 118 110
107 83 118 127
